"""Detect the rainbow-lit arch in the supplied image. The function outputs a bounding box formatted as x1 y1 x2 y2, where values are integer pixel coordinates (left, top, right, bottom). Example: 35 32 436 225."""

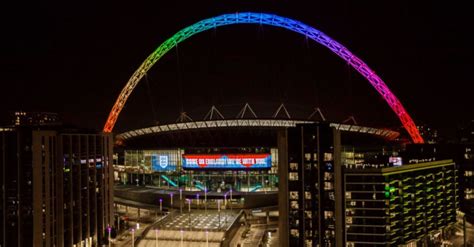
104 12 424 143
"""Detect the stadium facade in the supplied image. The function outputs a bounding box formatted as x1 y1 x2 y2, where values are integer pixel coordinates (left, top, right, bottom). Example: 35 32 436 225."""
112 106 459 246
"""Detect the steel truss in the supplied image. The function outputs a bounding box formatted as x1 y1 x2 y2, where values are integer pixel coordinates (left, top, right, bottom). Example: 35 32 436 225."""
117 119 400 141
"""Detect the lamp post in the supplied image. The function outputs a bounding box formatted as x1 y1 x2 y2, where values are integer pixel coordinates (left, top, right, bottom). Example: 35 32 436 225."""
159 198 163 214
155 229 159 247
230 188 233 211
170 192 174 207
187 199 192 228
224 193 227 226
218 199 221 229
130 228 135 247
206 230 209 247
180 230 184 247
196 193 200 209
179 188 183 214
204 187 208 216
107 226 111 247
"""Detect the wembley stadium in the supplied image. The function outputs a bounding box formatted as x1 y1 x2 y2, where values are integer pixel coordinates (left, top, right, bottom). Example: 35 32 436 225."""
112 104 401 211
104 12 428 246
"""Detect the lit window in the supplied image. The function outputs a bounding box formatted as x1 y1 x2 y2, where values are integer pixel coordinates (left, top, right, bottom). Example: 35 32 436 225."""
324 153 333 161
305 191 312 200
324 172 333 181
324 182 333 190
289 172 299 181
346 217 352 224
290 191 299 200
324 211 334 219
290 229 299 237
346 192 352 199
290 163 298 171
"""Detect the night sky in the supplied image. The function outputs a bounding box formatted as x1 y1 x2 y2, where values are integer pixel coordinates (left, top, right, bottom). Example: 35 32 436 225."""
1 1 473 138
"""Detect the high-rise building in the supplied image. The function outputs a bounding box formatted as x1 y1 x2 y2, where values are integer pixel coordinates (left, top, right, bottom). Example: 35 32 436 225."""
278 123 343 247
12 111 61 127
278 124 459 247
344 160 458 246
405 143 474 223
1 121 114 246
416 124 439 144
459 144 474 222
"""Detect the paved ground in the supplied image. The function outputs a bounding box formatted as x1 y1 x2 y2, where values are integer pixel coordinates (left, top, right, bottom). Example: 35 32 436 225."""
160 210 237 230
138 230 223 247
134 210 239 246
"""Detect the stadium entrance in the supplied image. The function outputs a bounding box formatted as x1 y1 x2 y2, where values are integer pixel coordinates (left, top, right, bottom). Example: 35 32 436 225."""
115 147 278 193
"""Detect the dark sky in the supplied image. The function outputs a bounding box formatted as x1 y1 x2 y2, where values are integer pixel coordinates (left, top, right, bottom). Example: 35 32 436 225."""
1 1 473 138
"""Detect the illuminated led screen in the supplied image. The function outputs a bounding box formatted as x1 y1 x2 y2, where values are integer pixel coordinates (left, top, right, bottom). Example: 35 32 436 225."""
182 154 272 169
151 154 177 171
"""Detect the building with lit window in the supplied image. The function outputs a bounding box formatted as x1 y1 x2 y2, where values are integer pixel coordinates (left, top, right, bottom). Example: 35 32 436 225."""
111 106 407 246
405 143 474 223
0 121 114 247
12 111 61 127
278 123 343 247
460 145 474 221
344 160 458 246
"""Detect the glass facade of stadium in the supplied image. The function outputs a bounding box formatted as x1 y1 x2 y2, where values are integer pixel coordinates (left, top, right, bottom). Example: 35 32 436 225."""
114 148 279 192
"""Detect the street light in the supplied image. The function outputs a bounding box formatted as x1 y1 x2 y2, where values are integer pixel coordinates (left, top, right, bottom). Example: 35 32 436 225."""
107 226 111 247
179 188 183 214
218 199 221 229
224 193 228 225
230 188 233 211
204 187 208 215
187 199 192 228
196 193 200 209
155 228 159 247
206 230 209 247
180 229 184 247
170 192 174 207
130 228 135 247
159 198 163 214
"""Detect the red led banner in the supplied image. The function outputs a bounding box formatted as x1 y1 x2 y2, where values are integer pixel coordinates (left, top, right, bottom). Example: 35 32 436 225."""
182 153 272 169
